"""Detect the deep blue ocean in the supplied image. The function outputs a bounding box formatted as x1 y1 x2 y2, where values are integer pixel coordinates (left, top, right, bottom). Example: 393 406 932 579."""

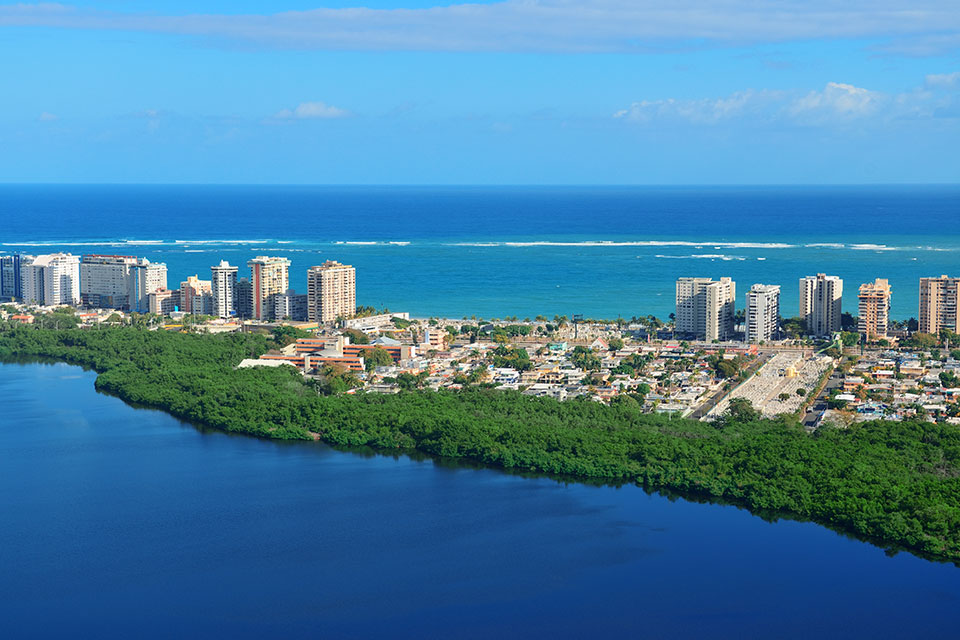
2 362 959 638
1 184 958 319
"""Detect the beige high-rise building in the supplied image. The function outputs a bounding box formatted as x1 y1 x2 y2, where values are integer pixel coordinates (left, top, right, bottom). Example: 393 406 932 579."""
247 256 290 321
858 278 891 341
308 261 356 324
919 275 960 335
675 277 735 341
179 275 212 315
799 273 843 336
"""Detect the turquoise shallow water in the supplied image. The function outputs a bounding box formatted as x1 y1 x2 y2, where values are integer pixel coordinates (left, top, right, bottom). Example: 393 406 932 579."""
2 361 960 638
1 184 957 319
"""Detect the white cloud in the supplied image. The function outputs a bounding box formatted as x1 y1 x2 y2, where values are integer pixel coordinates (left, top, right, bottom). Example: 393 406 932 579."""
274 101 350 120
614 90 783 124
615 77 959 126
1 2 959 55
925 71 960 88
38 111 58 121
788 82 882 119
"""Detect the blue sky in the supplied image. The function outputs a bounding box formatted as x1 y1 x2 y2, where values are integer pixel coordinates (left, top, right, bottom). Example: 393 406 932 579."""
1 1 959 183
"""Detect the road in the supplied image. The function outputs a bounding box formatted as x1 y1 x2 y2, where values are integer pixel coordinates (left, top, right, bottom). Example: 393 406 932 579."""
802 370 843 430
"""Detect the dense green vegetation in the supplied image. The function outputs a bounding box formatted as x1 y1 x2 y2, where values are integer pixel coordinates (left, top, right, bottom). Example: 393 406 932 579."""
1 326 959 564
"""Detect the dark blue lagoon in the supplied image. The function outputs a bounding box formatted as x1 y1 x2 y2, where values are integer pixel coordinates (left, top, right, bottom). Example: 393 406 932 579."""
2 361 960 638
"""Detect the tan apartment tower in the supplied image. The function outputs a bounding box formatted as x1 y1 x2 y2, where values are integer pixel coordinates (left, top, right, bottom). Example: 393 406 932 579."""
799 273 843 337
919 275 960 335
675 277 736 342
179 275 212 315
858 278 892 341
307 260 356 324
247 256 290 321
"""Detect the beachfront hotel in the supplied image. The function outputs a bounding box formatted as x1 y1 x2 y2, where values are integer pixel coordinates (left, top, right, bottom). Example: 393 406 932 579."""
307 260 356 324
919 275 960 335
858 278 892 341
675 277 736 342
248 256 291 321
799 273 843 337
746 284 780 343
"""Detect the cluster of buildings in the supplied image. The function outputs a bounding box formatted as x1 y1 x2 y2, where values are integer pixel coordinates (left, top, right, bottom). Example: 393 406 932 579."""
0 253 357 323
823 349 960 425
673 273 951 343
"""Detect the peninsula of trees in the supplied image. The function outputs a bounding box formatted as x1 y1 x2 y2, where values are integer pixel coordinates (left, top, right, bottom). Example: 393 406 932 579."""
1 326 958 565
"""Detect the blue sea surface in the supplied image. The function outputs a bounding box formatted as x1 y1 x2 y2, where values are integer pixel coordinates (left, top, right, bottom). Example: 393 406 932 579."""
1 361 959 638
1 184 958 319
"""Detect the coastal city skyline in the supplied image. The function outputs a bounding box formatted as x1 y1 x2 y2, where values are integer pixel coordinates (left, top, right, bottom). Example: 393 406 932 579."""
2 248 955 343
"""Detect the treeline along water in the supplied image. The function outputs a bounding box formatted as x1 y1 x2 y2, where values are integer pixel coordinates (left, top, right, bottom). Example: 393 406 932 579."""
1 184 958 319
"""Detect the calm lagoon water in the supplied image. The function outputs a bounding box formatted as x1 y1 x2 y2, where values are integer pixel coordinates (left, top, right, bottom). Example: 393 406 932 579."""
2 361 959 638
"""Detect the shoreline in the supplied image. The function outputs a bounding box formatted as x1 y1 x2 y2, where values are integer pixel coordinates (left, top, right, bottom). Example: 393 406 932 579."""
4 354 955 567
2 327 959 566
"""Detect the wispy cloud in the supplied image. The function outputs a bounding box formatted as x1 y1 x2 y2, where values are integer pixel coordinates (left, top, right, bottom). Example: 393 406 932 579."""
614 76 960 127
1 2 959 55
38 111 58 121
926 71 960 88
274 101 350 120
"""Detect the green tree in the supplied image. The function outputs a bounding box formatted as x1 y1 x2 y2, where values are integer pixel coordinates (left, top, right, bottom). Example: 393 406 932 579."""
342 328 370 345
364 347 394 372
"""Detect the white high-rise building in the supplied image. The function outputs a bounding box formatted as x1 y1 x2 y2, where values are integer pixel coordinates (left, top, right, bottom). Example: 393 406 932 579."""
248 256 290 321
80 255 166 311
307 261 356 324
20 253 80 306
799 273 843 336
746 284 780 343
675 277 736 341
211 260 238 318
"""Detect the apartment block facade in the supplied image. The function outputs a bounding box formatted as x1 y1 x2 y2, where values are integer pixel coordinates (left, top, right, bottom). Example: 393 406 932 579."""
675 277 736 341
179 275 213 315
248 256 290 321
274 289 308 322
745 284 780 343
919 275 960 335
858 278 892 341
79 254 167 311
0 254 23 300
307 261 356 324
20 253 81 306
799 273 843 336
211 260 238 318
